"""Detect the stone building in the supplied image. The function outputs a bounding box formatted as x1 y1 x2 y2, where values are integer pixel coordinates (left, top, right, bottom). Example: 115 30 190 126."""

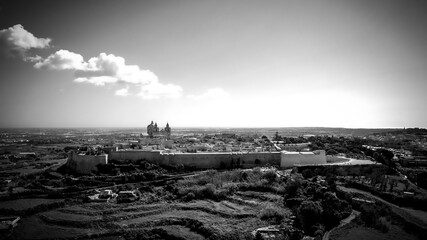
147 121 171 139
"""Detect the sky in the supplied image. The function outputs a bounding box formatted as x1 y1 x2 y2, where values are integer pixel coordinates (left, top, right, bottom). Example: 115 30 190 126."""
1 0 427 128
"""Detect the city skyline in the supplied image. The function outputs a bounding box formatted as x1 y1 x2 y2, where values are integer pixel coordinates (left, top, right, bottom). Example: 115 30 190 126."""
1 0 427 128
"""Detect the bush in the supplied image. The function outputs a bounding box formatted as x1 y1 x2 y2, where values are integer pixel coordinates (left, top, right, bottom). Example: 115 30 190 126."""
200 184 216 199
302 169 314 179
284 178 302 199
326 149 339 155
184 192 195 202
217 231 255 240
177 183 227 201
321 192 352 229
359 204 389 232
312 224 325 240
261 170 277 183
297 201 323 235
260 205 286 224
123 228 185 240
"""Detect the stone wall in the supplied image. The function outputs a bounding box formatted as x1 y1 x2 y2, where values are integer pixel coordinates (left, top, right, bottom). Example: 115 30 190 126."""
109 150 165 164
162 152 281 169
66 151 108 174
108 150 281 169
280 150 326 168
81 149 329 171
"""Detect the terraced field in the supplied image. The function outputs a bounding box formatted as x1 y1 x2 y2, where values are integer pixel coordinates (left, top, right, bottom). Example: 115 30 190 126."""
9 190 290 239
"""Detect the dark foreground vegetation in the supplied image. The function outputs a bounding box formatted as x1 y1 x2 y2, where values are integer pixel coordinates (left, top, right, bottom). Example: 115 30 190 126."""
2 163 427 240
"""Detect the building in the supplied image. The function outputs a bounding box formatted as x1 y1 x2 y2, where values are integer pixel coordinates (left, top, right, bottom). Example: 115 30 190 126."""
67 149 330 174
146 121 171 139
65 151 108 174
280 150 326 168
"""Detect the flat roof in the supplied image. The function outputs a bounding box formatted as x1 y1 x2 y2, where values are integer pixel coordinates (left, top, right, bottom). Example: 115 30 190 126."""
282 151 315 155
161 151 281 155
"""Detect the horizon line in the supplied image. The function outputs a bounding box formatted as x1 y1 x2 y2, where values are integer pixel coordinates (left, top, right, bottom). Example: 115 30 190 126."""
0 126 416 130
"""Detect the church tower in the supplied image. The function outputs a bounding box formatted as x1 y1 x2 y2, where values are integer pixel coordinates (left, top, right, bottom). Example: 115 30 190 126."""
147 121 154 138
165 122 171 140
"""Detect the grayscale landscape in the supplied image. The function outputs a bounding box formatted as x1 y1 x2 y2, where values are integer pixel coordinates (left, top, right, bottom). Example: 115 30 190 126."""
1 1 427 240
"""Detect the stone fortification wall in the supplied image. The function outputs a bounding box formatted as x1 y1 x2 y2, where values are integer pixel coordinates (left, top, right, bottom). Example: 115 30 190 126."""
66 151 108 174
162 152 281 169
105 149 330 169
67 149 330 173
108 150 280 169
235 152 281 167
162 152 231 168
109 150 165 164
280 150 326 168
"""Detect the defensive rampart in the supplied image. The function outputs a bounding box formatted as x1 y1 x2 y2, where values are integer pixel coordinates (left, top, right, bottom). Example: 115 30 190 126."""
70 149 329 173
162 152 281 169
108 150 281 169
66 151 108 174
109 150 165 164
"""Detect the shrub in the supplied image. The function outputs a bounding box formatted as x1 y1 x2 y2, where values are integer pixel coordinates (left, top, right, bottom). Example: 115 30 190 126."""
285 197 305 209
177 183 227 201
196 175 211 185
284 178 302 199
123 228 185 240
217 231 255 240
326 149 339 155
200 184 215 198
377 218 389 233
297 200 323 235
321 192 352 229
260 205 286 224
358 204 388 232
184 192 195 202
302 169 314 179
312 224 325 240
261 170 277 183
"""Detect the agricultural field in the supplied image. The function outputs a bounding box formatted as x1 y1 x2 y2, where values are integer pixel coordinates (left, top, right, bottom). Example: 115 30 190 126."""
8 174 292 239
0 198 64 211
330 221 418 240
2 166 426 240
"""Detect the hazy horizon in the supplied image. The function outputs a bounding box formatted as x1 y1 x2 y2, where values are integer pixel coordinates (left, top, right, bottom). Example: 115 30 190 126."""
1 0 427 129
0 126 407 130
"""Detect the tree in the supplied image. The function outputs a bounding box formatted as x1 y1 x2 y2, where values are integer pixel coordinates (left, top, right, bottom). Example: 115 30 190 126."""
274 131 281 141
301 169 314 179
326 149 339 155
321 192 351 229
297 200 323 235
284 177 302 199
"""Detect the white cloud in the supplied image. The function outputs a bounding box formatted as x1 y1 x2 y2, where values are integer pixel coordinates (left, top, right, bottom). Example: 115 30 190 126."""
25 55 43 62
0 24 51 59
138 82 183 99
75 53 158 85
34 49 86 70
0 24 183 100
187 88 229 100
74 76 118 86
36 51 182 99
115 87 130 96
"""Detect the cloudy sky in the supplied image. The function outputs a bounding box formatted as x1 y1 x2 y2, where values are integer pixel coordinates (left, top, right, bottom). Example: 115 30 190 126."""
1 0 427 128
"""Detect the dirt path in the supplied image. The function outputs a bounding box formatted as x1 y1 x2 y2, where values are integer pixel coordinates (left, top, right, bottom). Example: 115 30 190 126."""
323 210 360 240
338 186 427 229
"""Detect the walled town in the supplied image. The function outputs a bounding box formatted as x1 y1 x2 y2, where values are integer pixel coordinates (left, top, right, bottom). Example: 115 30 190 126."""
1 125 427 240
